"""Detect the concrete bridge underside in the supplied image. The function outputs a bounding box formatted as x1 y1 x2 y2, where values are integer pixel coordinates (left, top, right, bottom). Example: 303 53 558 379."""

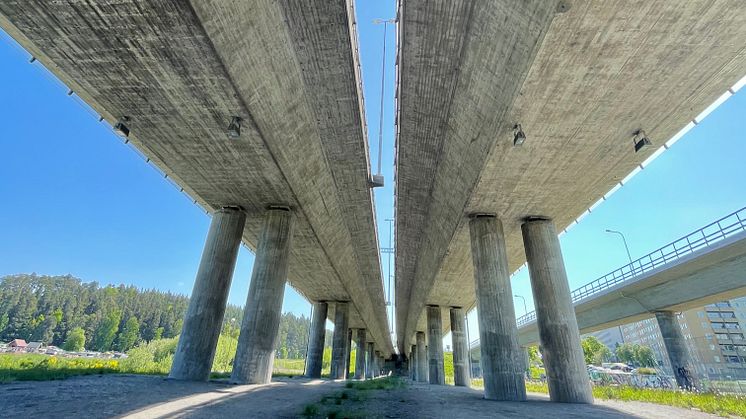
395 0 746 352
0 0 393 357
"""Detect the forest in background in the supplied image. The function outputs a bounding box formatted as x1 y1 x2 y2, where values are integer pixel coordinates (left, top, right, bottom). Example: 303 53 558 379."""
0 273 312 358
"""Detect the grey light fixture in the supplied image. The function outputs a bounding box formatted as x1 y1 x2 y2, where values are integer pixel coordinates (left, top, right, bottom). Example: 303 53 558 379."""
513 124 526 146
369 174 385 188
633 129 651 153
113 116 130 138
227 116 242 139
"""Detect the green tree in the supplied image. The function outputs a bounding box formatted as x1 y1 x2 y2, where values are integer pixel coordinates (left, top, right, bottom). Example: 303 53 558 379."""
92 309 121 351
63 327 86 351
116 316 140 351
615 343 656 367
634 344 656 367
527 346 541 366
581 336 611 365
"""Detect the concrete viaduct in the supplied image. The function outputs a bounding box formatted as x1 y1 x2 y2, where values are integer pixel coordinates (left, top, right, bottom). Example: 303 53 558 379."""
2 0 746 407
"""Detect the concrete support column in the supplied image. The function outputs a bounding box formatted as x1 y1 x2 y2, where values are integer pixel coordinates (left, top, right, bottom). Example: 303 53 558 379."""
522 218 593 403
304 301 328 378
330 302 350 379
469 215 526 401
375 351 382 376
231 208 294 384
366 342 375 379
427 306 445 385
345 328 353 379
410 345 417 380
231 208 293 384
656 311 699 390
169 207 246 381
450 307 471 387
354 329 367 379
416 331 428 383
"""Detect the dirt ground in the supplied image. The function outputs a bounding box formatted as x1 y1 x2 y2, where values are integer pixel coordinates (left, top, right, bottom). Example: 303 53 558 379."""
0 374 720 418
333 380 720 419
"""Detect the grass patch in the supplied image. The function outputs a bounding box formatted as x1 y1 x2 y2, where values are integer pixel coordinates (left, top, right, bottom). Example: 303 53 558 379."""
0 353 306 383
303 377 405 417
521 380 746 417
302 403 319 417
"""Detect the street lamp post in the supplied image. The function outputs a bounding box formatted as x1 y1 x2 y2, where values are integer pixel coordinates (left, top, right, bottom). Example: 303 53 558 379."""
514 294 528 317
605 229 633 265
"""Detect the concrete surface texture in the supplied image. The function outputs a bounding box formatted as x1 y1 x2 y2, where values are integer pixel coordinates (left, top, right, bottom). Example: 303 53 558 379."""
656 310 700 389
170 207 246 382
354 328 367 379
0 0 392 356
231 209 294 385
305 301 328 378
468 216 526 401
522 218 593 403
330 302 350 380
426 306 445 385
394 0 746 351
449 307 470 387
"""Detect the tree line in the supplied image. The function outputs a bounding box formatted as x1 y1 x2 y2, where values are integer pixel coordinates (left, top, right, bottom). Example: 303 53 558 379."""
0 274 311 358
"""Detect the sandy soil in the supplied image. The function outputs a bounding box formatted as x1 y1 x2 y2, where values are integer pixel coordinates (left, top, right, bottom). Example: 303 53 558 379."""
0 375 721 418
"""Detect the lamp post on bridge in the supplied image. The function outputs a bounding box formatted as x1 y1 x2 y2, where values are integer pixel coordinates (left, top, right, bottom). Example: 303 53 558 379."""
605 229 633 265
513 294 528 317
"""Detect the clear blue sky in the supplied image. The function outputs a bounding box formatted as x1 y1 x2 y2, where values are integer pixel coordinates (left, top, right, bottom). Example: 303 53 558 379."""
0 0 744 348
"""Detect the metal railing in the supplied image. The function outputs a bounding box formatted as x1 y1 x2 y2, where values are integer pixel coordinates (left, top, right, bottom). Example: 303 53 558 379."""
516 206 746 328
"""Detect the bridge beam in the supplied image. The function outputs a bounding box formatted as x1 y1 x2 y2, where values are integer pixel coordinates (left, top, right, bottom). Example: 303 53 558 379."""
656 311 699 390
450 307 471 387
330 302 350 379
231 208 294 384
305 301 328 378
416 331 428 382
469 215 526 400
522 218 593 403
169 207 246 381
354 329 367 379
427 305 445 385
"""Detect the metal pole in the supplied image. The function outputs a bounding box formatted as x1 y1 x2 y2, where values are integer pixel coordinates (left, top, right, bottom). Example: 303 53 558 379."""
514 294 527 317
606 229 633 264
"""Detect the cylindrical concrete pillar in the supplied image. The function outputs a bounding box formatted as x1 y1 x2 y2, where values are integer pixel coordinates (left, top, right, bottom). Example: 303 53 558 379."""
427 306 445 385
170 207 246 381
416 331 428 382
354 329 367 379
366 342 375 379
450 307 471 387
410 345 417 380
522 218 593 403
231 208 294 384
469 215 526 401
305 301 328 378
330 302 350 379
345 328 353 379
656 311 699 390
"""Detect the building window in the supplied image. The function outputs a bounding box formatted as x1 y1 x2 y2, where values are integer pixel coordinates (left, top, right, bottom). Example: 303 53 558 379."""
726 356 740 363
731 333 745 340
